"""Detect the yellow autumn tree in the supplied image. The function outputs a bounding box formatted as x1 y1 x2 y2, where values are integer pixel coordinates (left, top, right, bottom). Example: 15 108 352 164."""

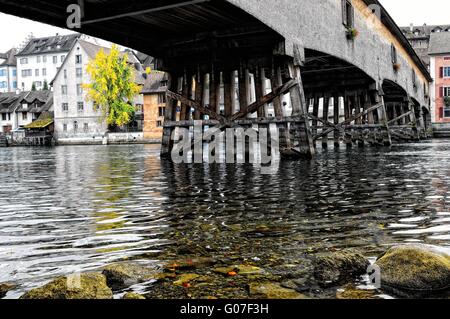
83 45 141 127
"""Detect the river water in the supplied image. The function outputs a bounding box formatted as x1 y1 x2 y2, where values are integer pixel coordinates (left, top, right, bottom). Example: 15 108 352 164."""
1 141 450 299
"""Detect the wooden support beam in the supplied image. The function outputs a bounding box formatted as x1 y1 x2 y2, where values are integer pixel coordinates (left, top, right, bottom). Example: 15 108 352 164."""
333 95 340 147
223 70 233 117
167 90 226 123
161 74 179 157
322 95 330 148
387 111 413 125
313 102 383 141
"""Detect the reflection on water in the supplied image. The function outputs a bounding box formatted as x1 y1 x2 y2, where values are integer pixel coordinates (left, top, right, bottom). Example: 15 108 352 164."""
0 141 450 298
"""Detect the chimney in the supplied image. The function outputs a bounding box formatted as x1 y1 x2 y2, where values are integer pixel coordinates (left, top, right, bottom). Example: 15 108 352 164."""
410 23 413 32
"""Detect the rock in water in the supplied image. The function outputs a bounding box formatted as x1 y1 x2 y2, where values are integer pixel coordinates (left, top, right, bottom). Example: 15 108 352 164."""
0 283 16 298
102 263 156 290
248 282 306 299
20 273 113 299
375 244 450 291
122 292 146 300
313 250 370 287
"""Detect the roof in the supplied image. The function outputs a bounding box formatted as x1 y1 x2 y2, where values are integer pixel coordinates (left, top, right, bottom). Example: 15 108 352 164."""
362 0 432 82
0 92 27 113
401 24 450 39
16 33 80 57
25 113 54 129
0 91 53 113
428 32 450 55
135 52 154 69
0 48 17 67
141 72 168 94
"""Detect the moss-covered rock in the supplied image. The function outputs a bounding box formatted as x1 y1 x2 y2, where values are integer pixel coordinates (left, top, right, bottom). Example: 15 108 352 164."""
375 244 450 291
20 273 113 299
122 292 146 300
0 283 16 298
313 250 370 287
248 282 307 299
102 263 156 290
336 285 379 299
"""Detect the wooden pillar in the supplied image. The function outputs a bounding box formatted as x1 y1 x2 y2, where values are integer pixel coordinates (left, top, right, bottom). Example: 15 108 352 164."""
322 95 330 148
354 92 364 147
194 71 204 120
343 92 352 147
333 95 340 147
238 66 251 161
161 73 179 157
287 50 315 158
271 63 289 150
210 65 220 119
223 69 233 117
312 94 320 139
375 91 392 146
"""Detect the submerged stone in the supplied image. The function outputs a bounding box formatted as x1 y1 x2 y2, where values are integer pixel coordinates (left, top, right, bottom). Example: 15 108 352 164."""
213 265 264 276
20 273 113 299
122 292 146 300
0 283 16 298
173 274 200 286
312 250 370 287
248 282 307 299
164 257 217 271
102 262 156 290
375 244 450 292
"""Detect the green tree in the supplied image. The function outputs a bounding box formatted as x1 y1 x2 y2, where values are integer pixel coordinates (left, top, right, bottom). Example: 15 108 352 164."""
31 82 36 91
43 80 49 91
83 45 141 127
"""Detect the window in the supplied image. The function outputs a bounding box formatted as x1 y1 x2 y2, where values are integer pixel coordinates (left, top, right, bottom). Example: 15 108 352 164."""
35 69 39 76
61 85 67 95
22 112 27 120
158 93 166 104
61 55 66 62
21 69 32 77
0 69 5 76
53 56 58 64
36 56 41 63
42 68 47 76
443 87 450 97
76 68 82 78
34 81 42 87
74 121 78 133
391 44 398 64
63 124 67 132
443 67 450 78
76 84 83 96
342 0 354 28
158 107 166 117
83 123 89 132
64 69 67 79
12 70 17 76
13 81 17 89
412 69 417 89
62 103 69 111
43 56 47 63
0 81 6 88
444 107 450 118
77 102 84 111
1 114 6 121
20 58 28 64
75 55 82 64
157 120 163 127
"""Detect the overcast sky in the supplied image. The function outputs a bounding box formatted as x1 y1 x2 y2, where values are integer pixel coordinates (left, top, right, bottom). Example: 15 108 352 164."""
0 0 450 52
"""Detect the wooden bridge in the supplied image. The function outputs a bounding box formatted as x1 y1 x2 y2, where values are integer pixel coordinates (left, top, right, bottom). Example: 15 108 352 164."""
0 0 433 159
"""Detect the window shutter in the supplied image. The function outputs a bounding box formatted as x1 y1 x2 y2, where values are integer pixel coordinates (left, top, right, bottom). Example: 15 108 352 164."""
440 67 444 78
350 4 355 27
440 86 444 97
439 107 444 119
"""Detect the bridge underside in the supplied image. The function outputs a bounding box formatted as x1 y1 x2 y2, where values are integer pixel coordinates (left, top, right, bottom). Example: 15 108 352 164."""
0 0 430 159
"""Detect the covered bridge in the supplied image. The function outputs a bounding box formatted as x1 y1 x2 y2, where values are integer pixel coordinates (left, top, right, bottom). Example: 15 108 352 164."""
0 0 433 158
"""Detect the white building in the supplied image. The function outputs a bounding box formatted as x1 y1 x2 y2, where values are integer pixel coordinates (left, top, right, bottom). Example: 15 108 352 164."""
15 34 80 91
53 39 145 143
0 48 17 93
